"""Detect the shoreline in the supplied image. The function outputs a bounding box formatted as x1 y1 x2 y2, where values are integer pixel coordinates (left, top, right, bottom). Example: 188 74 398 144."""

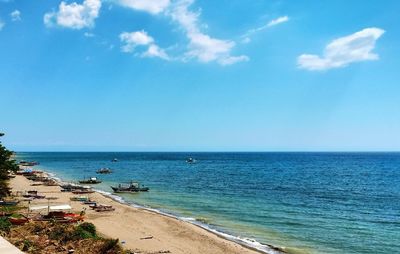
10 170 285 254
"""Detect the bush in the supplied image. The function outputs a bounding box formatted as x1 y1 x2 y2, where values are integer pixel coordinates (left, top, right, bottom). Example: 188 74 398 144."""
0 217 11 233
77 222 97 237
100 238 123 253
21 239 33 251
49 224 69 241
73 222 97 239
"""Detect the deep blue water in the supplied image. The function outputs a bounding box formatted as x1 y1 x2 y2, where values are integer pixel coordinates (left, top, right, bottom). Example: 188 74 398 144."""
17 152 400 254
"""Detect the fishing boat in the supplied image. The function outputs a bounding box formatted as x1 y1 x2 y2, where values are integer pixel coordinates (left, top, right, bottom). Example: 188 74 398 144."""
19 160 40 166
96 168 112 174
9 215 29 225
91 204 115 212
186 157 196 164
0 200 19 206
79 177 102 184
72 189 94 194
70 196 90 202
110 181 149 193
60 183 89 192
30 204 84 223
38 211 84 223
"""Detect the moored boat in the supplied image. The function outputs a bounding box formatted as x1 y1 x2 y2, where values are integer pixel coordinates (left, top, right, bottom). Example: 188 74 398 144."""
110 181 149 193
72 189 94 194
186 157 196 164
96 168 112 174
79 177 102 184
0 200 19 206
9 216 29 225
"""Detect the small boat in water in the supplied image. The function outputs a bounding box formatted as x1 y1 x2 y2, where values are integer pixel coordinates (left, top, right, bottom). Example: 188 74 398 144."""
186 157 196 164
111 158 118 162
79 177 102 184
110 181 149 193
96 168 112 174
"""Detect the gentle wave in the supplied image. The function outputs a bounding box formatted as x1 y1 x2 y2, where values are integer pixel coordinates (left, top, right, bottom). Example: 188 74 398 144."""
45 170 285 254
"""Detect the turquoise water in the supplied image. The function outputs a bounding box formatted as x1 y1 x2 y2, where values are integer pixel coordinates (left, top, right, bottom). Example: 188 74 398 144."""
17 152 400 254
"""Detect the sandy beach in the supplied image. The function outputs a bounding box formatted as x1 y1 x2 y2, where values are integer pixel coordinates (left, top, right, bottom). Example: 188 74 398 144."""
9 175 266 254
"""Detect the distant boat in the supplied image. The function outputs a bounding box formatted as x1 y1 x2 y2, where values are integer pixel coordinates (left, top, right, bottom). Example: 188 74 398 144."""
186 157 196 164
78 177 102 184
19 160 40 166
111 158 118 162
96 168 112 174
111 181 149 193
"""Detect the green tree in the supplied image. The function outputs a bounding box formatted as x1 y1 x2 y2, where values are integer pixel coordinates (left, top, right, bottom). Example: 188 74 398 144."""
0 133 18 198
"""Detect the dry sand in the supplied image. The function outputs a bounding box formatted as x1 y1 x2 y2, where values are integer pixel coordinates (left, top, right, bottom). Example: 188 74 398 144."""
9 175 265 254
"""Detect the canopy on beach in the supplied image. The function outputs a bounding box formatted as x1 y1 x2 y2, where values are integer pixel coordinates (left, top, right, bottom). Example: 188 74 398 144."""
29 204 72 211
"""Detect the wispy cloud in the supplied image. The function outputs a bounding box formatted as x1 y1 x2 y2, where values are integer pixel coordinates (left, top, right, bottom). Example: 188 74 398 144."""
115 0 247 65
44 0 101 29
267 16 289 27
0 20 4 31
120 30 169 60
84 32 95 37
10 10 21 21
117 0 170 14
241 15 289 43
298 27 385 71
168 0 248 65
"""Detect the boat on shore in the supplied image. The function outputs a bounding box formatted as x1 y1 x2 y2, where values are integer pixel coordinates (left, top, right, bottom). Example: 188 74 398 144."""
72 189 95 194
110 181 149 193
79 177 102 184
0 200 19 206
96 168 112 174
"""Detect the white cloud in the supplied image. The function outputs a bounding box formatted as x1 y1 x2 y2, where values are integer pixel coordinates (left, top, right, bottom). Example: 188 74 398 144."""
44 0 101 29
142 44 169 59
241 15 289 41
117 0 170 14
0 20 4 31
241 37 251 44
169 0 247 65
267 16 289 27
298 27 385 71
120 30 154 52
84 32 95 37
10 10 21 21
115 0 246 65
120 30 169 60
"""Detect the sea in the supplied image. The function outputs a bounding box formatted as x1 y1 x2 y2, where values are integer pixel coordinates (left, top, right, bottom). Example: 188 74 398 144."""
16 152 400 254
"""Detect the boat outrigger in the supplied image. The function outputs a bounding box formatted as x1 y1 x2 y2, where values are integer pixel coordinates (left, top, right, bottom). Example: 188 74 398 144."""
79 177 102 184
96 168 112 174
110 181 149 193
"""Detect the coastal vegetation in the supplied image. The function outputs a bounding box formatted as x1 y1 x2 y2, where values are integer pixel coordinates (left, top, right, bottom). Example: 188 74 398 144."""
0 132 18 198
0 133 132 253
3 221 127 253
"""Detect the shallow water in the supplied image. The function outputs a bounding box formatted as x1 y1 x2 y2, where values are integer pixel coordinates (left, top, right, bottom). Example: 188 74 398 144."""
17 152 400 254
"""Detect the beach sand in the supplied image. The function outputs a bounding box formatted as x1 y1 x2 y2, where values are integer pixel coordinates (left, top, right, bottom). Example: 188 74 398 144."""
9 175 265 254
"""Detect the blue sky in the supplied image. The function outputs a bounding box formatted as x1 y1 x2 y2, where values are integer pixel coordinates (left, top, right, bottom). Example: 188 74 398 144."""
1 0 400 151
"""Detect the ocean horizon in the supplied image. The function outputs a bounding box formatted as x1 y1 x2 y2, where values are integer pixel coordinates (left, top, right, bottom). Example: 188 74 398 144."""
16 152 400 254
